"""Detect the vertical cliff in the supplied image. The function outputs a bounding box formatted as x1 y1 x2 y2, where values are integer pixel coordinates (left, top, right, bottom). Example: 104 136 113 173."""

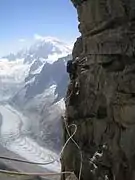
62 0 135 180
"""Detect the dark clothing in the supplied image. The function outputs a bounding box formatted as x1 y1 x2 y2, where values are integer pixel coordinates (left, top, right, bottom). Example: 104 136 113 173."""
67 60 73 74
67 60 77 80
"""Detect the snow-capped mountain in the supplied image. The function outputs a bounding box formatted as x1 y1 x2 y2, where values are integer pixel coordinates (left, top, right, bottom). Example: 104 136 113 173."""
0 36 72 101
11 54 71 151
0 36 72 154
3 36 71 64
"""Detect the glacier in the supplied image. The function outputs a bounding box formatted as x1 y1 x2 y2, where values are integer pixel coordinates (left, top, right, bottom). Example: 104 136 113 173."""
0 104 61 172
0 36 71 173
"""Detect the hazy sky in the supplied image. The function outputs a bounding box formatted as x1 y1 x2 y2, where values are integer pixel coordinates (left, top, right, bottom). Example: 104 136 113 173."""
0 0 79 56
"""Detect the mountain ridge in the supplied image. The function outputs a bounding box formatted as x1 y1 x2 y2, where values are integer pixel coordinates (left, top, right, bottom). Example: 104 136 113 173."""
0 37 72 103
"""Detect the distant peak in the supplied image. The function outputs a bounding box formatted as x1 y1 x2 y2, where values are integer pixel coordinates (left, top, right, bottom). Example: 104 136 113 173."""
34 34 61 43
1 35 72 65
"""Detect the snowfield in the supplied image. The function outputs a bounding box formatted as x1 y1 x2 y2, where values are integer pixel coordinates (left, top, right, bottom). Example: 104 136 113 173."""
0 36 71 84
0 58 30 82
0 36 69 172
0 104 61 172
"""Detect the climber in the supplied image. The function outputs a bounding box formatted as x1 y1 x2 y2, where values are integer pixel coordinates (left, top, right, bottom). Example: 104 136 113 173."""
67 60 73 74
67 58 78 80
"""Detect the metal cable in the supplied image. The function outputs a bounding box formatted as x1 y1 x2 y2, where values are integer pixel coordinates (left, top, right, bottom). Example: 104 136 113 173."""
63 116 82 180
0 169 74 177
0 156 56 165
0 119 79 178
0 116 78 166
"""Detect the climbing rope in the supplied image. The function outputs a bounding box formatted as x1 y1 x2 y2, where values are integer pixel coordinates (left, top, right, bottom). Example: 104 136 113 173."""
0 121 78 165
63 116 83 180
0 119 80 178
0 156 56 165
0 169 74 177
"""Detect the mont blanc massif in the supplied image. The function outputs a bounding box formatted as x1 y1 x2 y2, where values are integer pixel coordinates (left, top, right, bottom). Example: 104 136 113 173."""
0 36 72 172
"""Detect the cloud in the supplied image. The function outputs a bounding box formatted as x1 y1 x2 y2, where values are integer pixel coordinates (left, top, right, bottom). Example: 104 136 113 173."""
19 39 26 42
34 34 44 40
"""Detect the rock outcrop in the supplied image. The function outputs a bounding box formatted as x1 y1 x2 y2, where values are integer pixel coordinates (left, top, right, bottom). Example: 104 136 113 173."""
62 0 135 180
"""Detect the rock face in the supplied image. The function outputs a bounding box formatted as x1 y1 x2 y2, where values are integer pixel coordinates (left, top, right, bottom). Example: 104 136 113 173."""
62 0 135 180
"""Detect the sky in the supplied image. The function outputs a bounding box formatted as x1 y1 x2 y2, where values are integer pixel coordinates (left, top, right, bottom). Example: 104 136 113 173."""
0 0 79 56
